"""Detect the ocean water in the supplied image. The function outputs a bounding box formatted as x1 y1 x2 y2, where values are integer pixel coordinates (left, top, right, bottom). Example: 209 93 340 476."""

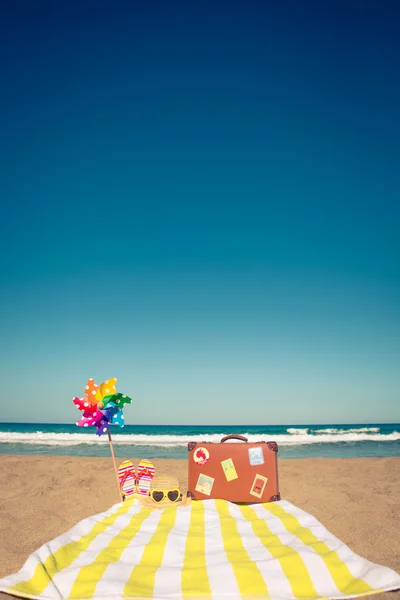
0 423 399 459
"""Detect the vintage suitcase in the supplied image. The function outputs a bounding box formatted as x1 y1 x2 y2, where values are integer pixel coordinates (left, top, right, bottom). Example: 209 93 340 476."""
187 434 280 503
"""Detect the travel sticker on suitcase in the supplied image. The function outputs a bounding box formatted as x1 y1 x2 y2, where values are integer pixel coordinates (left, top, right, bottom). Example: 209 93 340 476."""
249 474 268 498
248 446 264 466
195 474 215 496
221 458 238 481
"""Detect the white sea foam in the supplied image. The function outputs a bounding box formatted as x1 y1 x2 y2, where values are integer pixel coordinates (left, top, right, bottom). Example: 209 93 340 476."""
313 427 380 434
0 430 399 447
287 428 309 434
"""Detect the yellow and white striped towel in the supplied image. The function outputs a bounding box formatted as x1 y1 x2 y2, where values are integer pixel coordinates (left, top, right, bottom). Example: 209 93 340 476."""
1 499 399 600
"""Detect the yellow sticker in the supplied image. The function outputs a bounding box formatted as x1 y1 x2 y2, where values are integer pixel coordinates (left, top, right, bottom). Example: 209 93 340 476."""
221 458 238 482
249 474 268 498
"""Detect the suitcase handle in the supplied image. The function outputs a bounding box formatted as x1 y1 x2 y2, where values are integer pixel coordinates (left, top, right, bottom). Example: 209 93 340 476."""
220 434 248 443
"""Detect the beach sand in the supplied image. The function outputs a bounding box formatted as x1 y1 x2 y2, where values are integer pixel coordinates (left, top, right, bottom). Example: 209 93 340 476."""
0 455 399 599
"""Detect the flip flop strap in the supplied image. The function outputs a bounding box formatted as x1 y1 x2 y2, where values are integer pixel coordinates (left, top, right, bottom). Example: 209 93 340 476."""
120 468 136 488
137 468 154 481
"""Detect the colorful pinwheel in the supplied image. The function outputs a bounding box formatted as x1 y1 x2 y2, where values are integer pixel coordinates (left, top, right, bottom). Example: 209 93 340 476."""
73 378 132 437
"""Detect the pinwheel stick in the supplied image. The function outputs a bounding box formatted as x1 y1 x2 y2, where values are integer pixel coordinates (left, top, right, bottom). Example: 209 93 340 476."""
107 429 123 502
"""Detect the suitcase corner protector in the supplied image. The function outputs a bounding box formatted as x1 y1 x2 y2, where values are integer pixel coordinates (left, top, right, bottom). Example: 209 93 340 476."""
187 491 195 499
267 441 278 452
188 442 196 451
269 493 281 502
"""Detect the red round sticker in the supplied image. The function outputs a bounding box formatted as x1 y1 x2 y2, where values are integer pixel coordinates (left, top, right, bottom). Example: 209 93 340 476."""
193 446 210 465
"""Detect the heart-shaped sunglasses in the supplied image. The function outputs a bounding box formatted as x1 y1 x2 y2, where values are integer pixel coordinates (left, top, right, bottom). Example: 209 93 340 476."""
150 488 182 503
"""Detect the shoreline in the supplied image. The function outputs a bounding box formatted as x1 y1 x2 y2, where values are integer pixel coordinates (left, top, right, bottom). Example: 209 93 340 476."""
0 456 399 599
0 452 399 458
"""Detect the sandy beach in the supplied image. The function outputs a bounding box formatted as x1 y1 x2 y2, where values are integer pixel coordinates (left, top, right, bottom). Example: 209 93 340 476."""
0 455 399 599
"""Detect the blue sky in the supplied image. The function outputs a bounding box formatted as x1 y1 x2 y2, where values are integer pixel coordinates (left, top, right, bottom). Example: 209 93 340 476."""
0 0 399 425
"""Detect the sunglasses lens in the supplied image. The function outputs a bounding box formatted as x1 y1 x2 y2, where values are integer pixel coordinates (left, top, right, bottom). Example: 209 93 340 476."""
167 490 180 502
152 491 164 503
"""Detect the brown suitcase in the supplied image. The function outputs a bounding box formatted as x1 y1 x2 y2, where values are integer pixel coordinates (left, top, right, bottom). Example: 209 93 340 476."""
187 434 280 503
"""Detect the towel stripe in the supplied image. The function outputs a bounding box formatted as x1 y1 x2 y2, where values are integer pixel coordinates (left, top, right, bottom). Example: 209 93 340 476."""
53 505 143 598
227 502 295 600
152 505 192 598
123 505 178 598
94 508 164 599
240 503 317 599
203 500 241 596
215 499 270 598
279 501 398 592
250 503 343 598
263 502 374 596
8 501 133 598
181 501 211 597
68 508 152 599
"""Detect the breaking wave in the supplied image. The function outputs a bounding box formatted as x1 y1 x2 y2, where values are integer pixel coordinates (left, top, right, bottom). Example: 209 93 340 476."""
313 427 380 434
0 428 399 447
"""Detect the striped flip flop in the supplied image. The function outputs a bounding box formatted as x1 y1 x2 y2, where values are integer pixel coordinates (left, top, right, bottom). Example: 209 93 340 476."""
118 460 136 498
136 459 155 495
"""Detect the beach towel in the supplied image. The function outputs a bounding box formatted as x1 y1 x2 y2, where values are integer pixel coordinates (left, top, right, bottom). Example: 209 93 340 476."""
1 499 399 600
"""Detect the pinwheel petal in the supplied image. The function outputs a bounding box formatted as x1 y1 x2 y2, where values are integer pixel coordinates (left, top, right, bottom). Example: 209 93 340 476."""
73 397 97 414
96 421 110 436
83 410 98 418
85 378 99 406
72 397 84 411
102 399 117 410
112 410 125 427
76 417 93 428
77 409 105 428
96 378 118 402
107 393 132 409
103 403 120 420
101 409 112 422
